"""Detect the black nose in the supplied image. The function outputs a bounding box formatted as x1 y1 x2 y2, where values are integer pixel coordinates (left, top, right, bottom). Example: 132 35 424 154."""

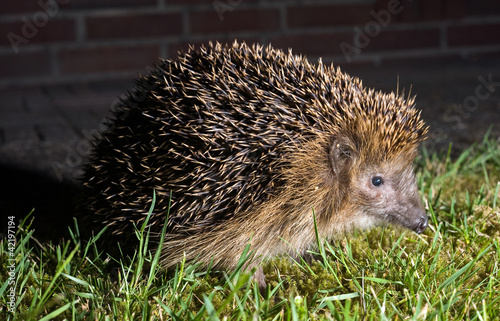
413 216 428 234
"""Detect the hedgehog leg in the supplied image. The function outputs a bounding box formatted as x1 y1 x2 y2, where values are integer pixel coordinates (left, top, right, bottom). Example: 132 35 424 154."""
253 266 267 296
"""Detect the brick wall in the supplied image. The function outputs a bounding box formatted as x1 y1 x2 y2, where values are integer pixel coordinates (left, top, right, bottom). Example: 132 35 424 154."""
1 0 499 87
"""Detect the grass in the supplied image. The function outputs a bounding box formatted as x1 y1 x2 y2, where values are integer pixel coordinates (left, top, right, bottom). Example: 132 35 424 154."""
1 136 500 320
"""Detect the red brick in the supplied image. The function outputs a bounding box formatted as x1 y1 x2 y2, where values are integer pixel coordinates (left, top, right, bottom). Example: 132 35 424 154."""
59 44 160 74
0 0 158 14
86 13 182 40
418 0 465 20
0 51 51 78
421 0 443 21
466 0 500 16
363 28 440 52
190 8 280 34
394 0 421 23
67 0 155 10
443 0 466 19
0 0 155 14
168 0 208 4
0 0 68 14
337 60 376 71
0 0 39 14
269 33 353 57
381 53 464 65
448 23 500 46
287 4 373 28
169 0 258 4
0 19 75 47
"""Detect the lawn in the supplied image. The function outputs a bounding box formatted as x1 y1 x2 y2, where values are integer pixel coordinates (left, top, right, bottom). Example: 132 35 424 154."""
1 135 500 320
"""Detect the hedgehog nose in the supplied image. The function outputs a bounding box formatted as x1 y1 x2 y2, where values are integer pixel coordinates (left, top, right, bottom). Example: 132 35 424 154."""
414 215 428 234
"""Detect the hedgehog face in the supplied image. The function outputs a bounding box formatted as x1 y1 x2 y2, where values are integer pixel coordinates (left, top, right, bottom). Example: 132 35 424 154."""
348 158 428 234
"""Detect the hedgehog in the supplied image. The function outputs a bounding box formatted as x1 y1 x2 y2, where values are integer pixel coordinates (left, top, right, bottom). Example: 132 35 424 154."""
81 41 428 287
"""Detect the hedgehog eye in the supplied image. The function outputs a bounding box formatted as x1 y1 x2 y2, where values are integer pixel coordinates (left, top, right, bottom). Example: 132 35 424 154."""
371 176 383 187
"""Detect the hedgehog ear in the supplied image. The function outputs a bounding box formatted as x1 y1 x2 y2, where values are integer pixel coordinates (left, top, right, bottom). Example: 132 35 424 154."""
330 138 354 175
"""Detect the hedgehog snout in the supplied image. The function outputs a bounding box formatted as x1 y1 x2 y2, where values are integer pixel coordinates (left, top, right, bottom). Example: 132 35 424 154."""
395 197 429 234
411 212 429 234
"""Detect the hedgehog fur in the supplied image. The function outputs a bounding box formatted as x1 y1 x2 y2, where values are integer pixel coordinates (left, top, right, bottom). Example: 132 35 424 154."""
81 41 428 274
